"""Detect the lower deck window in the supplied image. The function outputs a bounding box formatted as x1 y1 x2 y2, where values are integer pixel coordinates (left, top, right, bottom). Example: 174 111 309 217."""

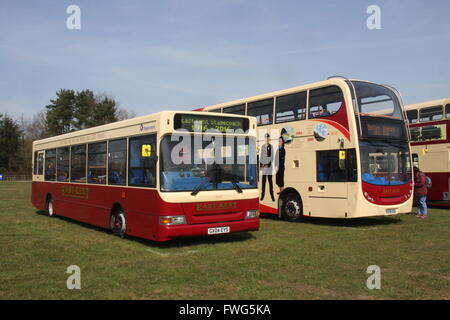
317 149 357 182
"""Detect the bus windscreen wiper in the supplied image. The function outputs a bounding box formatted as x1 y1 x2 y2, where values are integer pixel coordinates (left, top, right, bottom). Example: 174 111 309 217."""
191 180 210 196
231 181 243 193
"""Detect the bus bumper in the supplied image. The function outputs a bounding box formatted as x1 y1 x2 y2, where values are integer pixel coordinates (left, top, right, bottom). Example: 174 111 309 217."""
156 218 260 241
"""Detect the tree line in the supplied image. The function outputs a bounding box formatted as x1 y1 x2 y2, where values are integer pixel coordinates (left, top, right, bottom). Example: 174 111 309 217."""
0 89 135 175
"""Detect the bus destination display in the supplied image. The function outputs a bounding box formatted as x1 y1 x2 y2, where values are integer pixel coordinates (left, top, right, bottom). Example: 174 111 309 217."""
362 120 404 138
174 114 248 133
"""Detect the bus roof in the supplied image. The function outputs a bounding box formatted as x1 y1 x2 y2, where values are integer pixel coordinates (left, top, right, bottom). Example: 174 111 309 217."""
403 98 450 111
202 77 374 111
33 110 252 146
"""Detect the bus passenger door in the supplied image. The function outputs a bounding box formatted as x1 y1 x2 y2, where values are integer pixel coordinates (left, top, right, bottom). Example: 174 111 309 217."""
311 149 354 218
34 151 44 182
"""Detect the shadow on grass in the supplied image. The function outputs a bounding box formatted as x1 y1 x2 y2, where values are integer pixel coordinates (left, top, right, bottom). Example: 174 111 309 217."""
36 210 257 249
260 212 403 228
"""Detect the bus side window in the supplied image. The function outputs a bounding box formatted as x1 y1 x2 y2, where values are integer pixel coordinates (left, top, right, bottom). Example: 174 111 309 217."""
316 149 357 182
45 149 57 181
71 144 87 183
128 134 157 187
419 105 443 122
223 104 245 115
446 104 450 118
57 147 70 182
108 139 127 186
406 110 418 124
308 86 344 118
247 98 274 126
88 142 107 184
275 91 307 123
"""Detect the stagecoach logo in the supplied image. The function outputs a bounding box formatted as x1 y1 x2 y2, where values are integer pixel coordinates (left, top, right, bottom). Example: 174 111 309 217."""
196 201 237 211
140 123 155 132
61 185 90 200
313 123 329 141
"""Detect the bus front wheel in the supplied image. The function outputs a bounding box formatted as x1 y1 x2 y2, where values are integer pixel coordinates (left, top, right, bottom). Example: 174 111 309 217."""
281 193 303 222
110 210 127 238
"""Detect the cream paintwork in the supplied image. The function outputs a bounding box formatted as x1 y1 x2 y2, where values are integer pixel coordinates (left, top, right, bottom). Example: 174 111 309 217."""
202 78 413 218
32 111 258 204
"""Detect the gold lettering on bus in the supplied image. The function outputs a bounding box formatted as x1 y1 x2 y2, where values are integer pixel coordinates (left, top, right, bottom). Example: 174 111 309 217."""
61 185 90 199
382 188 400 194
196 201 237 211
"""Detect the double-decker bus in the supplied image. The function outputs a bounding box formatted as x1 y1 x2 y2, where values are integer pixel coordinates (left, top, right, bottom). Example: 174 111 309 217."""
32 111 260 241
403 98 450 206
198 77 413 220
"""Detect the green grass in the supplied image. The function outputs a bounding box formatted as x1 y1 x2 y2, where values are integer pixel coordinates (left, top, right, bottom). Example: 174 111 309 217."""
0 182 449 299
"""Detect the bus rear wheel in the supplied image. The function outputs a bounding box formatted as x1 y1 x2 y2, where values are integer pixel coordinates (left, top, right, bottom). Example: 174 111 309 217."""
281 193 302 222
45 196 55 217
110 210 127 238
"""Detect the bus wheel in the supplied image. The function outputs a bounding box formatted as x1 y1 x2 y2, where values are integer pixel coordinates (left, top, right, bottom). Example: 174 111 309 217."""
282 193 302 222
46 196 55 217
110 210 127 238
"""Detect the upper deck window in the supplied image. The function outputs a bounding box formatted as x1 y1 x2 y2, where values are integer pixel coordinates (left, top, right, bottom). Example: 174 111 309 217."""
247 98 274 126
275 92 307 123
419 106 443 122
350 81 403 120
223 104 245 115
406 110 418 124
446 104 450 118
309 86 344 118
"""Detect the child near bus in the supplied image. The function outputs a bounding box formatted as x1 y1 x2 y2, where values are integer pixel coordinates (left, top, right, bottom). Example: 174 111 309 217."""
413 166 428 219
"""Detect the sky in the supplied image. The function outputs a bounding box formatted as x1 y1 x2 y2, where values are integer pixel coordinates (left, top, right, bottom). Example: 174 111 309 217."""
0 0 449 119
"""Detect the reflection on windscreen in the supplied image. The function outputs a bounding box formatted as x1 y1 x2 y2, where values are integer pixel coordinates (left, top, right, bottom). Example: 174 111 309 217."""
350 81 403 119
160 134 257 192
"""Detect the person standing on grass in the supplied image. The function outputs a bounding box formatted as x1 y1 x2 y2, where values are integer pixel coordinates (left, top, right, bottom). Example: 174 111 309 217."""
413 166 428 219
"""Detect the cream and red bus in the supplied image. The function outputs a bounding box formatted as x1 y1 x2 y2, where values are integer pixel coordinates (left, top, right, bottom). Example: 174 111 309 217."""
197 77 413 220
32 111 260 241
403 98 450 206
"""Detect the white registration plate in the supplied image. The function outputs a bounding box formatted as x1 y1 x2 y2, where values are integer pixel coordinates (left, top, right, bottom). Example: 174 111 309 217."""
386 208 397 215
207 226 230 235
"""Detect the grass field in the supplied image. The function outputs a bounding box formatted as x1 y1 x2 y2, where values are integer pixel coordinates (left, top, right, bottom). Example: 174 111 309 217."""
0 182 449 300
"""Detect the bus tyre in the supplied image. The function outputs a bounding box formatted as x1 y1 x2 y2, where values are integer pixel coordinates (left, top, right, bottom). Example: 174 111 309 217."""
282 193 302 222
110 210 127 238
46 196 55 217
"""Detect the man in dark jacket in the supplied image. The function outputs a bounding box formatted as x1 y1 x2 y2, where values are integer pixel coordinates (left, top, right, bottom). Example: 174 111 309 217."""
413 166 428 219
260 133 275 202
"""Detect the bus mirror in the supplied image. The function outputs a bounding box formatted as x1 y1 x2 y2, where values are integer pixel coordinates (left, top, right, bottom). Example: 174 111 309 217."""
339 150 346 160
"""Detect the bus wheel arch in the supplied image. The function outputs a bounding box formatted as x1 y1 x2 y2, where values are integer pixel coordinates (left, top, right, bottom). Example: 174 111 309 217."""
278 188 303 222
109 203 127 238
45 193 55 217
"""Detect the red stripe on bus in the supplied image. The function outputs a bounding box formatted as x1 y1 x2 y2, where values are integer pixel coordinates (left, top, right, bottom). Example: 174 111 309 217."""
259 203 278 214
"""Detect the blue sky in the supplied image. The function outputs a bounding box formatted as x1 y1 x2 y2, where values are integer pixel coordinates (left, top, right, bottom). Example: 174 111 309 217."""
1 0 449 119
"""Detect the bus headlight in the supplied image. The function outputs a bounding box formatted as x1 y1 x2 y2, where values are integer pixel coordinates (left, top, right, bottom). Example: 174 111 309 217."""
159 216 186 225
245 210 259 219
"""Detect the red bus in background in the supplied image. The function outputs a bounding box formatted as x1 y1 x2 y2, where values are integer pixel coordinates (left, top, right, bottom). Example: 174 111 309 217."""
32 111 260 241
404 98 450 207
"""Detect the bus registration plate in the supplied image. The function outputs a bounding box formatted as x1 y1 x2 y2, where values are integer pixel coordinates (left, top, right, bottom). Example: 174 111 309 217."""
208 226 230 235
386 208 397 215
